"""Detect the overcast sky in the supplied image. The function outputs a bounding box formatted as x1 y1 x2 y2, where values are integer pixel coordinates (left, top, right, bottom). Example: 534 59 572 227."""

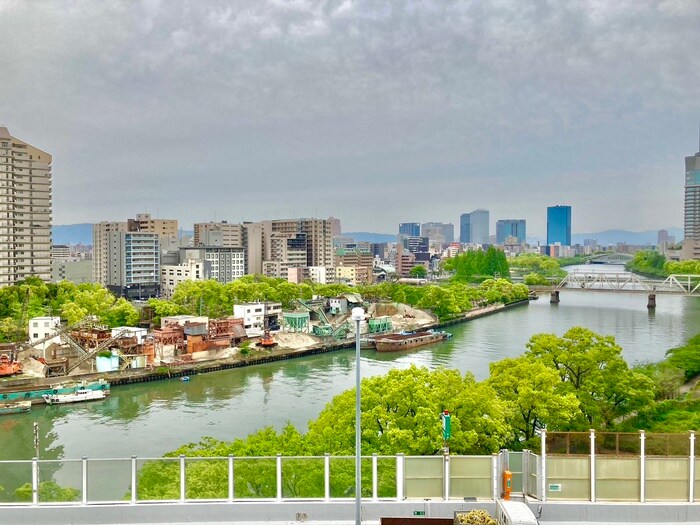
1 0 699 237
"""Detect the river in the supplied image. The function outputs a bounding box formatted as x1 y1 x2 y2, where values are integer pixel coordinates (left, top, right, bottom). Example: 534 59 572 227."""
2 265 700 463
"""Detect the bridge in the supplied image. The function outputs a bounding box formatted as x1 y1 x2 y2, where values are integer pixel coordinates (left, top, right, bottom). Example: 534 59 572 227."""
554 272 700 296
586 253 635 264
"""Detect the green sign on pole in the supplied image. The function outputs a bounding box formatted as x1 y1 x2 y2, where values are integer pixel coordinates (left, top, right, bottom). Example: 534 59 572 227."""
442 410 451 440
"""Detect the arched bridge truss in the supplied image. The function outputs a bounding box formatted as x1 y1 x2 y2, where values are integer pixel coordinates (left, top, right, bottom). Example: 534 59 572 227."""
556 272 700 296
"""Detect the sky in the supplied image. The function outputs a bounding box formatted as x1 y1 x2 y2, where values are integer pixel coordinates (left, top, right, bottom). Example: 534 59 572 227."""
1 0 699 238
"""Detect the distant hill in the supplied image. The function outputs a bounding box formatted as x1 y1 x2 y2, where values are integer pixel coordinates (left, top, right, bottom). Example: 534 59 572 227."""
343 232 397 243
52 223 93 245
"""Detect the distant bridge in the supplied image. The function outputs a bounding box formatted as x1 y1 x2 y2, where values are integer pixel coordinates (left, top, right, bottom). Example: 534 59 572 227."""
555 272 700 296
586 253 634 264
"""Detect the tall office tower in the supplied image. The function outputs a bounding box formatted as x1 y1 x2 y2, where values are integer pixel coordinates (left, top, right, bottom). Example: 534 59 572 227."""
194 221 244 247
398 222 420 237
459 213 471 243
683 143 700 260
496 219 527 245
469 209 490 244
421 222 455 244
547 205 572 246
0 127 52 286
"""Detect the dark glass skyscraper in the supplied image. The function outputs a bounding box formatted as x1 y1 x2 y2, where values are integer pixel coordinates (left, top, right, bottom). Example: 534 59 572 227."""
460 209 489 244
399 222 420 237
496 219 526 244
547 205 572 246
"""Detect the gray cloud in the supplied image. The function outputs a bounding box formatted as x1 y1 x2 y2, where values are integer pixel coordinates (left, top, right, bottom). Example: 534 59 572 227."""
1 0 698 236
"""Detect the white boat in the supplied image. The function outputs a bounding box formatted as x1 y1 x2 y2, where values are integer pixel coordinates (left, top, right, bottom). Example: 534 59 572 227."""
41 388 107 405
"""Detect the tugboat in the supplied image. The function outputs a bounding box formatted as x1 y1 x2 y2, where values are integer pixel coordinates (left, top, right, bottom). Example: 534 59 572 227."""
42 388 107 405
256 330 278 348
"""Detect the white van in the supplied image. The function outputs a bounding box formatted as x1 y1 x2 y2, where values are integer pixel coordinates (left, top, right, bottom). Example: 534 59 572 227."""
496 500 539 525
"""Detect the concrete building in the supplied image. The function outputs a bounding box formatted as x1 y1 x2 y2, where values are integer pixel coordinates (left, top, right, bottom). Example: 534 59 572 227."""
28 316 61 355
194 221 244 248
683 143 700 260
106 231 160 299
547 205 572 246
308 266 335 284
52 259 92 284
421 222 454 245
496 219 526 245
335 265 372 286
93 221 128 285
0 127 52 286
180 246 245 284
261 218 333 268
233 302 282 335
160 259 206 299
402 236 429 254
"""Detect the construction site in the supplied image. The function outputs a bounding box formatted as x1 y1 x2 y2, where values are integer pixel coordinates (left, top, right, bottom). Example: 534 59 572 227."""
0 295 438 384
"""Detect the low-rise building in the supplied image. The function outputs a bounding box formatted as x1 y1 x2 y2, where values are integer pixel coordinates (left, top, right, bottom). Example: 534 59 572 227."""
160 259 207 299
28 316 61 356
233 302 282 335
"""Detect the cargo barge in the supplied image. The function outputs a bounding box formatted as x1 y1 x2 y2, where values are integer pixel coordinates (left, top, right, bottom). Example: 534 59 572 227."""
0 379 110 404
374 330 451 352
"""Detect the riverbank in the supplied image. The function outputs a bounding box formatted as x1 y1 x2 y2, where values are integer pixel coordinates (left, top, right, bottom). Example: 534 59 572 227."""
0 300 530 394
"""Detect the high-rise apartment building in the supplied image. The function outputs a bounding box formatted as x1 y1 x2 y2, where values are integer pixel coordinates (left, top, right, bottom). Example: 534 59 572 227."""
460 209 489 244
547 206 572 246
194 221 244 248
398 222 420 237
496 219 526 245
261 218 334 269
0 127 52 286
93 213 177 294
683 144 700 260
105 231 160 299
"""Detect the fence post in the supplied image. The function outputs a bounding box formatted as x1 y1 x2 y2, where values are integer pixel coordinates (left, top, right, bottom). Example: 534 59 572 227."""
590 429 596 503
396 453 405 501
690 432 695 503
32 457 38 506
324 454 330 501
228 455 234 502
276 454 282 501
640 431 645 503
492 454 498 501
131 456 137 504
82 456 88 505
444 453 450 501
372 453 378 501
179 455 186 503
541 429 547 502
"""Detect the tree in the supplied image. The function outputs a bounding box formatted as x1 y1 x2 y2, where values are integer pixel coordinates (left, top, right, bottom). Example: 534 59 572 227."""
488 356 579 445
409 265 428 278
525 327 655 428
665 333 700 381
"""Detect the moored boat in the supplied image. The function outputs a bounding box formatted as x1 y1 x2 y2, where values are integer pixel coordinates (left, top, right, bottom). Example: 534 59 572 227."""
42 388 107 405
0 379 110 404
0 400 31 415
374 329 451 352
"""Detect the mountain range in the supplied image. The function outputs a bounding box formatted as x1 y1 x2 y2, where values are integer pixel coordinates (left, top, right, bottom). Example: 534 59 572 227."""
52 225 683 248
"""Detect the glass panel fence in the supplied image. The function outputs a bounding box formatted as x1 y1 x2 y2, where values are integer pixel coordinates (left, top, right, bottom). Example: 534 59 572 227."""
281 457 324 499
233 457 276 499
0 460 32 504
136 458 180 502
86 458 132 503
38 459 82 504
185 457 228 500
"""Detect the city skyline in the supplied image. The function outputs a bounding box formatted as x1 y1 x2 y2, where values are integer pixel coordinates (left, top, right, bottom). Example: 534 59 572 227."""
1 1 699 236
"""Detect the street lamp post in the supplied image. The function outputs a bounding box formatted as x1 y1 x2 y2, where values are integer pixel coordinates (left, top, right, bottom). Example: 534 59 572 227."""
351 307 365 525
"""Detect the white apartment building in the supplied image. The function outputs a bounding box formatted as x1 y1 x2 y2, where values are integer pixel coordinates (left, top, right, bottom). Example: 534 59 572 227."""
0 127 52 286
233 302 282 335
180 246 245 284
28 316 61 356
308 266 336 285
194 221 244 248
106 231 160 299
160 259 206 299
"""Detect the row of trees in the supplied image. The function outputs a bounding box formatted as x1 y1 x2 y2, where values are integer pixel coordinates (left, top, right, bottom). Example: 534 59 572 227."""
133 326 673 499
626 250 700 277
442 246 510 282
0 278 138 343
